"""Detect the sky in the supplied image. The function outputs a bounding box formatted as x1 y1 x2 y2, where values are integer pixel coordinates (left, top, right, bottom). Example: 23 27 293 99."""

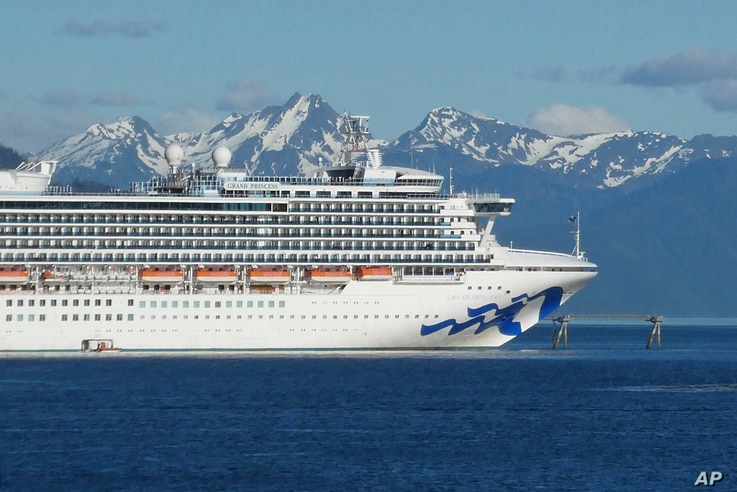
3 0 737 153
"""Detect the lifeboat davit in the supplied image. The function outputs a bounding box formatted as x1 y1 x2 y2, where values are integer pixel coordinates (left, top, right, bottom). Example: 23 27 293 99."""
356 266 393 281
0 267 30 284
305 267 351 284
248 267 291 284
195 267 238 284
140 267 184 283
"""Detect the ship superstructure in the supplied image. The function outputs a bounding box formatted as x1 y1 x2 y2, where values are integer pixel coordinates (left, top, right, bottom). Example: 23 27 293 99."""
0 115 596 351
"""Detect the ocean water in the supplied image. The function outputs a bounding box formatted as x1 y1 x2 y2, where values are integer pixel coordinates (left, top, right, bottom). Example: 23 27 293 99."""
2 322 737 491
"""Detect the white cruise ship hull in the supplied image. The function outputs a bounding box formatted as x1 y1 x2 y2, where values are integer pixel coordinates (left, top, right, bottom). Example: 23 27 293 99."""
0 270 594 351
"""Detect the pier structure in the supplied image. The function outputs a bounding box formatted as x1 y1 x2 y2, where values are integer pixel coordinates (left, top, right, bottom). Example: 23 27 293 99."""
645 315 664 349
552 315 570 349
547 314 665 349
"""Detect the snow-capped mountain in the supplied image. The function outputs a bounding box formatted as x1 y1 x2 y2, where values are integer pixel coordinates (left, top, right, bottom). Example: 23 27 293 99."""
40 93 346 188
383 107 711 189
36 93 737 192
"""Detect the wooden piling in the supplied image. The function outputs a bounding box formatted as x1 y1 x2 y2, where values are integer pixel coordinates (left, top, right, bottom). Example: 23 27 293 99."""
646 315 664 349
552 315 571 349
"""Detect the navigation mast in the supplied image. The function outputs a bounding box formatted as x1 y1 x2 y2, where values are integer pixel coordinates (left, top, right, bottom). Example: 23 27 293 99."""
572 211 585 260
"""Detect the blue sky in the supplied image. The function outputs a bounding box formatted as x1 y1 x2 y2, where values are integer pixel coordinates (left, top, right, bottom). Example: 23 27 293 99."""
3 0 737 153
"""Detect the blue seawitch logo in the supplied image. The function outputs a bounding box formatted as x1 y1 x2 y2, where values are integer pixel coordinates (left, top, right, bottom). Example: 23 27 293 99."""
420 287 564 337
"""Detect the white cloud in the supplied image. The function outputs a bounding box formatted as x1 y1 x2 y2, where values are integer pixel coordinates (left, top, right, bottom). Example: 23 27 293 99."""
526 104 631 136
91 91 143 106
62 19 164 38
216 80 277 113
621 48 737 87
157 108 221 135
0 108 95 153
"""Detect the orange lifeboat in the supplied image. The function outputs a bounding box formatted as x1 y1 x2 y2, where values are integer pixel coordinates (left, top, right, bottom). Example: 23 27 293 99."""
41 269 66 284
248 267 291 284
356 266 393 281
195 267 238 284
0 267 30 284
140 267 184 284
305 267 351 284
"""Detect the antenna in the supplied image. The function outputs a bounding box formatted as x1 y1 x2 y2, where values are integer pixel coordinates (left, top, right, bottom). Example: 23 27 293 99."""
449 167 454 195
571 211 585 259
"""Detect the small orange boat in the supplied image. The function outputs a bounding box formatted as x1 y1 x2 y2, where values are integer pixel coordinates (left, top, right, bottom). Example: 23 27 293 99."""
0 267 30 284
305 267 351 284
356 266 393 281
140 267 184 283
248 267 291 284
195 268 238 284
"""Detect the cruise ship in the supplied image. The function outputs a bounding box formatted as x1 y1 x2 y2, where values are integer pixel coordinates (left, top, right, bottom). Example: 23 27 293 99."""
0 115 597 351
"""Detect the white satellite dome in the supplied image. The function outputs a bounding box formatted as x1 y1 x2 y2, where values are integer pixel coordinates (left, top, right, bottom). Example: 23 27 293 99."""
164 144 184 167
212 146 232 168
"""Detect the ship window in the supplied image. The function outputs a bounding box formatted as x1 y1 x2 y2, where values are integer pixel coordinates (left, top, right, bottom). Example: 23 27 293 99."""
247 301 253 308
279 301 285 308
128 314 134 321
40 300 45 307
257 301 264 308
225 301 231 308
40 314 45 321
62 300 68 307
95 314 101 321
204 301 211 308
84 299 90 306
128 299 134 306
29 300 34 307
51 300 56 306
106 314 112 321
73 300 79 307
106 299 112 306
5 300 10 307
161 301 167 308
183 301 189 308
84 314 90 321
139 301 145 308
193 301 200 308
61 314 67 321
72 314 78 321
236 301 243 308
116 314 122 321
5 314 11 322
28 314 34 322
268 301 274 308
172 301 178 308
95 299 101 306
150 301 157 308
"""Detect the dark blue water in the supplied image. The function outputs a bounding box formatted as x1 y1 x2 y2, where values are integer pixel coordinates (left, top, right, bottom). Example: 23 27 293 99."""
2 322 737 491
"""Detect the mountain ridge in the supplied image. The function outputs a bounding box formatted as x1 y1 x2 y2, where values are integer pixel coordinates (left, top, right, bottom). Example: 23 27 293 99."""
4 93 736 315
